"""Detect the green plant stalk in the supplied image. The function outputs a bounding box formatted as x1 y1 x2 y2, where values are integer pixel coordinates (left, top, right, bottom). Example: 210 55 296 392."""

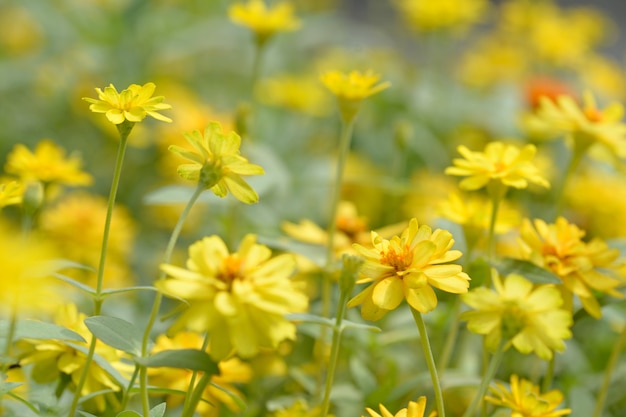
120 366 140 410
138 182 205 417
461 342 505 417
554 143 586 219
182 332 211 415
437 297 461 372
68 123 132 417
592 324 626 417
411 308 446 417
181 371 212 417
486 181 506 264
541 356 555 393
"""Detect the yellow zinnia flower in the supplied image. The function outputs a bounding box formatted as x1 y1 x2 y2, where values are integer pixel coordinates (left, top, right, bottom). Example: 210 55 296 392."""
169 122 264 204
83 82 172 125
4 139 92 187
461 273 573 360
445 141 550 191
347 218 470 320
157 234 308 360
393 0 487 33
485 374 572 417
229 0 300 45
518 217 624 319
365 397 436 417
0 180 23 208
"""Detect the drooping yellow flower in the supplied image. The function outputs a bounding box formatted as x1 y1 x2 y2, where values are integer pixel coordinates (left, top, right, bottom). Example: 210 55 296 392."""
0 179 23 208
347 218 470 320
524 91 626 158
4 140 92 186
83 82 172 125
149 331 252 417
485 374 572 417
393 0 487 33
517 217 624 319
16 304 130 412
461 273 573 360
365 397 436 417
169 122 264 204
229 0 300 45
445 141 550 191
157 234 308 360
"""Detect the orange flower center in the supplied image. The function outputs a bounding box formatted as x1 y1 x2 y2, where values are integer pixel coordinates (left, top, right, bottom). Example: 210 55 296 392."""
380 244 413 271
494 161 507 173
219 255 243 284
336 215 367 238
584 107 603 123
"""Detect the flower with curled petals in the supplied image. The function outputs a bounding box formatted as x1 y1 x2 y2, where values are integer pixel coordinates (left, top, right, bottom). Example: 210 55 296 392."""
347 218 470 320
364 397 436 417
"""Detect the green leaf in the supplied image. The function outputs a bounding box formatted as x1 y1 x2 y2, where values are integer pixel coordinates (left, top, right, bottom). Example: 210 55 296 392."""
116 412 141 417
84 316 146 356
340 320 381 333
53 273 97 295
136 349 219 374
2 320 86 343
66 343 127 386
209 382 247 412
78 412 99 417
150 402 167 417
492 258 561 285
0 381 22 395
101 286 159 296
286 313 334 327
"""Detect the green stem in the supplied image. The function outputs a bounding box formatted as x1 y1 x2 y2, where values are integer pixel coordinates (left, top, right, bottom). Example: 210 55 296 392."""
461 342 506 417
437 297 461 372
68 122 132 417
182 333 210 415
138 183 205 416
411 308 445 417
120 365 140 410
486 182 505 264
592 324 626 417
554 145 586 219
541 356 555 393
181 372 212 417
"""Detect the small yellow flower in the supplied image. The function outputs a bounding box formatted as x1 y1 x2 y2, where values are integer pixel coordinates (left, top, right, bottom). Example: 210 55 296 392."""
348 218 470 320
4 139 92 186
271 399 332 417
445 141 550 191
169 122 264 204
461 273 573 360
394 0 487 33
157 234 308 360
524 91 626 158
83 82 172 125
518 217 624 319
0 179 23 208
485 374 572 417
365 397 436 417
229 0 300 45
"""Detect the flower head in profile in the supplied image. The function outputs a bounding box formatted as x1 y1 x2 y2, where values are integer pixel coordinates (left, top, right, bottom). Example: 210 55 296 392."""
365 397 436 417
83 82 172 125
445 141 549 191
320 70 390 122
461 272 573 360
518 216 624 319
0 180 23 208
4 140 92 187
157 234 308 360
229 0 300 45
348 218 470 320
486 374 572 417
169 122 264 204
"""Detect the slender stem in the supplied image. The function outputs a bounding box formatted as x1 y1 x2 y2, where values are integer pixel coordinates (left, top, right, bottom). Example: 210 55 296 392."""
68 123 132 417
461 342 506 417
554 146 585 219
486 182 505 264
437 297 461 372
138 183 205 416
182 333 210 414
541 356 555 393
411 308 445 417
592 324 626 417
120 365 140 410
181 372 212 417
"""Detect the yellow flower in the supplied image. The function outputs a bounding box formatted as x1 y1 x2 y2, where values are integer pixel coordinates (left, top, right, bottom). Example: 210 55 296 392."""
393 0 487 33
348 218 470 320
524 91 626 158
17 304 129 412
445 141 550 191
169 122 264 204
157 234 308 360
0 179 23 208
518 217 624 319
149 331 252 417
365 397 436 417
438 191 521 234
256 73 331 117
485 374 572 417
271 399 332 417
320 70 390 121
4 139 92 186
461 273 573 360
83 82 172 125
229 0 300 45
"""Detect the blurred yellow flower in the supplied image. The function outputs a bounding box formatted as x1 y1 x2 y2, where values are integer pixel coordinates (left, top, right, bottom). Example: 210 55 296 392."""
157 234 308 360
365 397 436 417
445 141 550 191
0 180 23 208
229 0 300 45
524 91 626 158
169 122 264 204
348 218 470 320
438 191 521 234
485 374 572 417
271 399 331 417
256 74 331 117
4 139 92 187
394 0 486 33
518 217 624 319
83 82 172 125
149 331 252 417
461 273 573 360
